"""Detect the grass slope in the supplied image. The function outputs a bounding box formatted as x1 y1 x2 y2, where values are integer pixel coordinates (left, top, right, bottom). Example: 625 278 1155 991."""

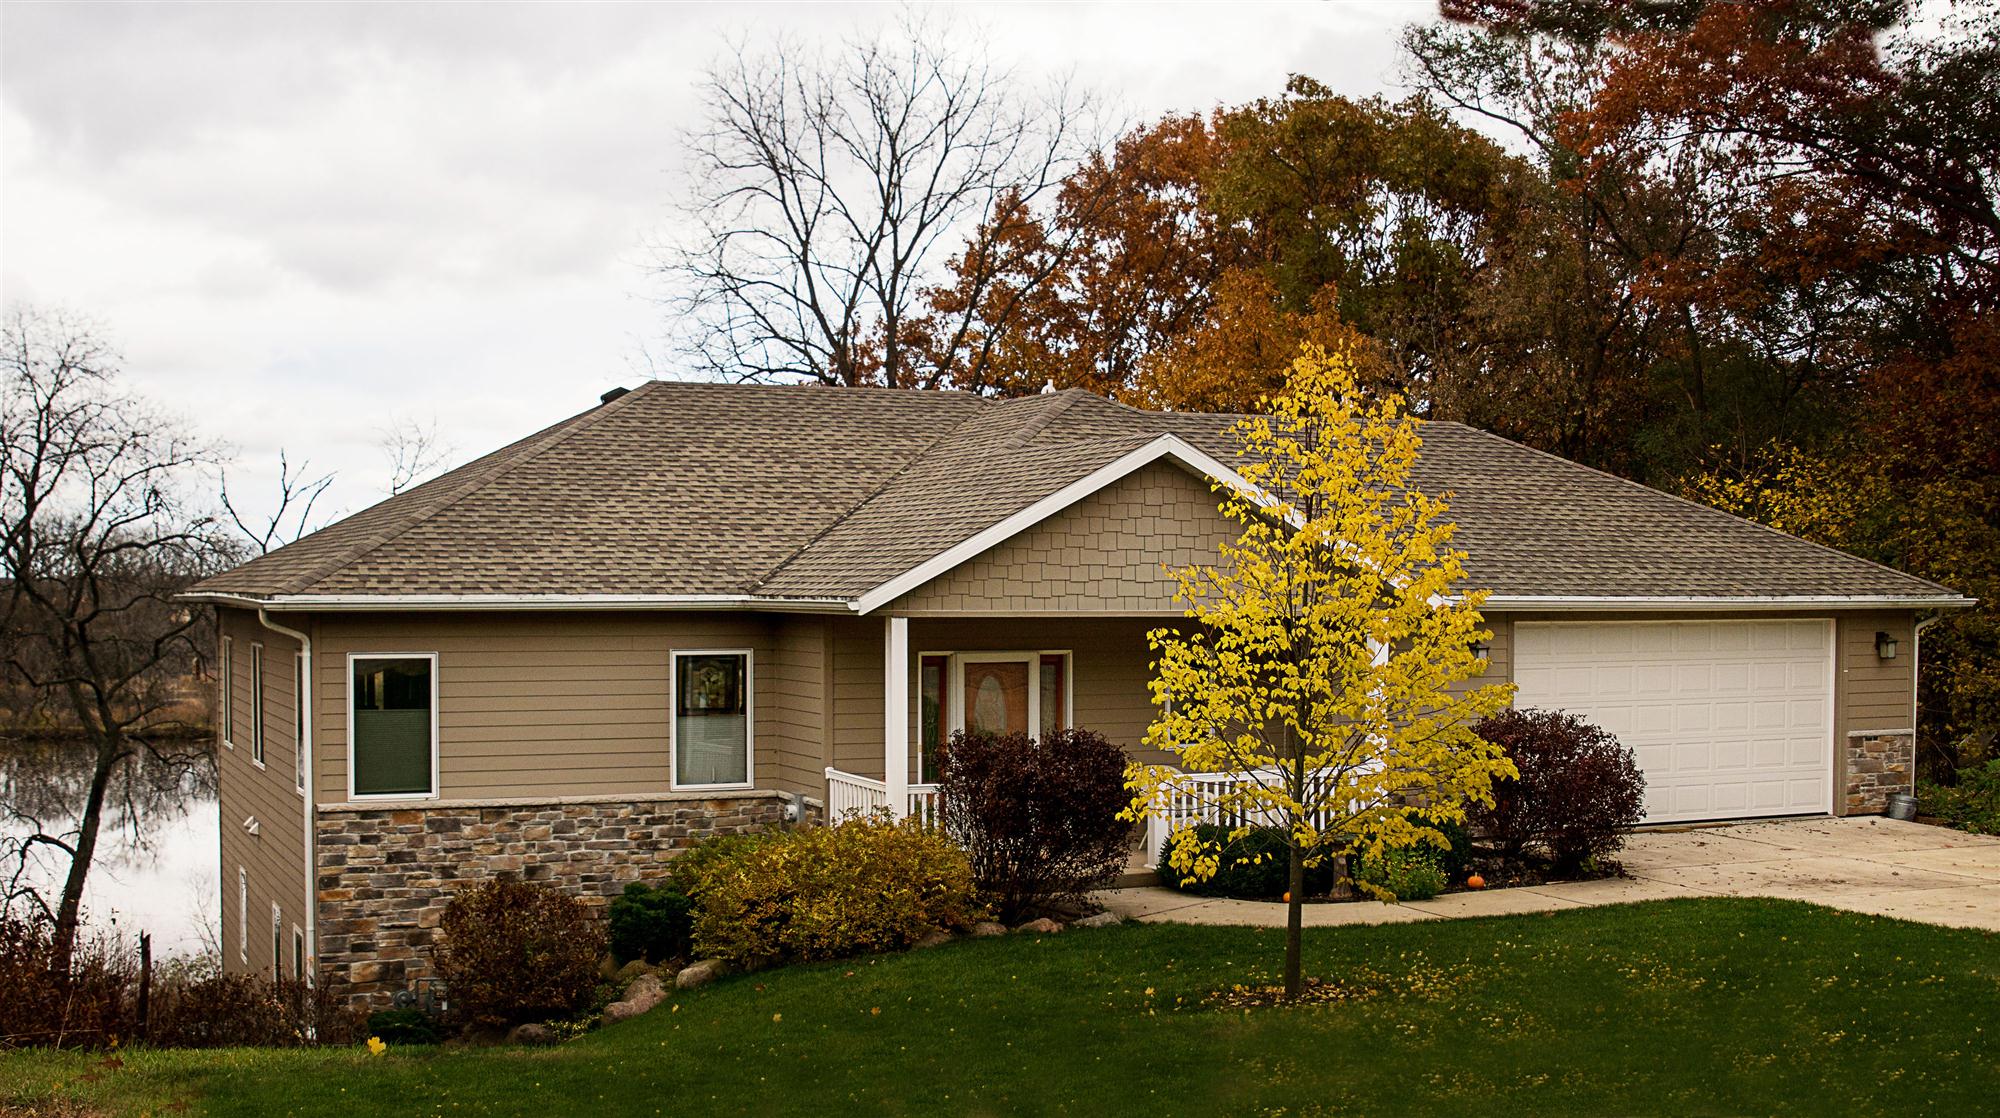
4 898 1996 1117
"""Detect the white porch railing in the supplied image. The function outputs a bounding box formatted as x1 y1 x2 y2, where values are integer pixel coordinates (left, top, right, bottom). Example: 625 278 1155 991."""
830 763 1334 871
824 767 939 824
1142 767 1360 869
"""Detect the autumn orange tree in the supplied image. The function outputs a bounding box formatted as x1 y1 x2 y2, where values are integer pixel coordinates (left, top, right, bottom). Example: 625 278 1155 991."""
918 80 1530 413
1416 0 2000 774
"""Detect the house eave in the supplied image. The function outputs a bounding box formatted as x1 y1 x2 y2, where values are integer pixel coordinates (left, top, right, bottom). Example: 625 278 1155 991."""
1483 594 1977 613
178 591 857 614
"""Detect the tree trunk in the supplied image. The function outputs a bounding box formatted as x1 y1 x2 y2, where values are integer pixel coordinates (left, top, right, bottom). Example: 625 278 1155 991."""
51 730 122 973
1283 836 1305 999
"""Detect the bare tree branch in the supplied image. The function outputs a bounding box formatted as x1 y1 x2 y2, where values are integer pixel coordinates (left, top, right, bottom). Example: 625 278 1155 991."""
1 304 226 970
659 9 1101 388
380 415 453 496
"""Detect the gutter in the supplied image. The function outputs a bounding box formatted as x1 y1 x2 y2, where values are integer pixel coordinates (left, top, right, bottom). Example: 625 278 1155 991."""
253 608 315 982
1483 594 1977 612
181 592 855 614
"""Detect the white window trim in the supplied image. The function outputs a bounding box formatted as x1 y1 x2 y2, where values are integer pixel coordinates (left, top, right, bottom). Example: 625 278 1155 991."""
669 648 755 792
946 649 1073 739
236 867 248 965
249 642 266 769
293 924 307 982
270 901 283 981
293 651 308 795
345 651 441 802
220 636 235 750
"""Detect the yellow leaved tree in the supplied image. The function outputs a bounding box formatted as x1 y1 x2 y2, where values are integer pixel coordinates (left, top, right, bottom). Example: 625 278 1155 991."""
1125 343 1516 998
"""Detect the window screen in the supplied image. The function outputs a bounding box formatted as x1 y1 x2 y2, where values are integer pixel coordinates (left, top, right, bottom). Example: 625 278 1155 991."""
351 657 434 796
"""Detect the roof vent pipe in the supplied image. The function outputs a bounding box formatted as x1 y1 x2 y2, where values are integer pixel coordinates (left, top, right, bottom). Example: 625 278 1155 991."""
599 387 631 405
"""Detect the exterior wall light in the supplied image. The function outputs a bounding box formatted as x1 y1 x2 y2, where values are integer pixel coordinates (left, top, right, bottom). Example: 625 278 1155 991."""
1470 640 1492 660
1875 631 1898 660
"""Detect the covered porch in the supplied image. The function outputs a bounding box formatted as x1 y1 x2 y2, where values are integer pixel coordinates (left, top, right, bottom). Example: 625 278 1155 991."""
819 614 1263 868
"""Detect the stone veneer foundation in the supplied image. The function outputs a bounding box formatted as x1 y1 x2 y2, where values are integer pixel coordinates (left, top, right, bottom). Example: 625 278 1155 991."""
1844 730 1915 814
315 792 811 1006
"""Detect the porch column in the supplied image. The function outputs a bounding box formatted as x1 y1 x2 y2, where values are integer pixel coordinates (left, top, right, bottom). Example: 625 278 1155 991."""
883 615 910 819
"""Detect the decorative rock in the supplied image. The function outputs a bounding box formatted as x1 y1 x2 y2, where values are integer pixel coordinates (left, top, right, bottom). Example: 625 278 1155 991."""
912 929 956 950
624 973 666 1010
675 958 729 990
601 999 646 1025
602 973 667 1025
1013 917 1063 935
970 921 1008 938
615 959 654 984
1072 912 1121 929
506 1022 556 1046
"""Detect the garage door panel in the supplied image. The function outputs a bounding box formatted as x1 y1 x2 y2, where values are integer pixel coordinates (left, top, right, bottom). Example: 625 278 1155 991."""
1514 620 1832 824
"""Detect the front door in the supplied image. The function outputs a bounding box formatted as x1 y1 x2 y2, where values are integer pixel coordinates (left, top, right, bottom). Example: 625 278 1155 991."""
954 653 1037 737
945 651 1071 742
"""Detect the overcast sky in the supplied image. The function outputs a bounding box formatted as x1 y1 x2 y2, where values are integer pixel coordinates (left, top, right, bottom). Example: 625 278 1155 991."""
2 0 1430 527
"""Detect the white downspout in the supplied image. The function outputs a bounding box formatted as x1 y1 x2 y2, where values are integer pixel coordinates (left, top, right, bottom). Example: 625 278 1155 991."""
256 608 314 977
1913 614 1943 764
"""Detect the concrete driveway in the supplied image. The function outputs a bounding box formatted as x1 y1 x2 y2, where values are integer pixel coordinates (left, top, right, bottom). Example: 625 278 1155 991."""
1616 816 2000 930
1099 817 2000 931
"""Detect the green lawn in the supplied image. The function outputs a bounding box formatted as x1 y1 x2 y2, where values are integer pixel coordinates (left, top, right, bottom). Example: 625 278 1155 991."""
4 898 1996 1117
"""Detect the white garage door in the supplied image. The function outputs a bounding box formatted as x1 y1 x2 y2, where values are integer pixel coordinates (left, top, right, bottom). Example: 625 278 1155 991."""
1513 619 1834 824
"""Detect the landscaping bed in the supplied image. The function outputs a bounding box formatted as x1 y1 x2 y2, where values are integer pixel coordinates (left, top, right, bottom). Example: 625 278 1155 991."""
7 897 1997 1117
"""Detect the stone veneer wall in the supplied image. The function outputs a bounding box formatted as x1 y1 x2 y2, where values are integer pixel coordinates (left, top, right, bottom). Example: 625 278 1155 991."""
1844 731 1915 814
316 792 816 1006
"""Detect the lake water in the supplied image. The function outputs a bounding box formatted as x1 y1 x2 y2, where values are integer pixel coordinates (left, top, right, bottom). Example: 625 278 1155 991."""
1 736 219 956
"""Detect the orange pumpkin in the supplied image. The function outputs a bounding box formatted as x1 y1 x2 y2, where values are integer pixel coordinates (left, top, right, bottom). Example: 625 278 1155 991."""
1466 874 1487 890
1282 892 1292 903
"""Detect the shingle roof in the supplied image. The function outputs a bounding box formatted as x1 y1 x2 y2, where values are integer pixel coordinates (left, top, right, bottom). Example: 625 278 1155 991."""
191 382 1964 606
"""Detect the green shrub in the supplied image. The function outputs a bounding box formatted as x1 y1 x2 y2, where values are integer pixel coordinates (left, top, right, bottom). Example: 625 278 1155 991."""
364 1008 439 1046
1428 818 1476 884
433 878 606 1030
691 817 979 967
1355 845 1448 901
1153 825 1339 899
1921 759 2000 834
608 883 693 964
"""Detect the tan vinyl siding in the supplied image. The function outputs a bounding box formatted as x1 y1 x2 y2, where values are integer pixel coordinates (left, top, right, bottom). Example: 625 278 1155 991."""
765 617 830 797
889 460 1236 615
828 616 885 777
215 607 307 977
1835 611 1915 735
309 612 827 804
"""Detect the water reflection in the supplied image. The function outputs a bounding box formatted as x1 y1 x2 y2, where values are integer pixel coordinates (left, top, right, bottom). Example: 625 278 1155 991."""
0 736 218 955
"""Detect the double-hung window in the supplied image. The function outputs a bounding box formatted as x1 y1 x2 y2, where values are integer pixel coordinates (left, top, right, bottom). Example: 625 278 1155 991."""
250 643 266 766
349 654 438 799
672 651 751 789
219 636 235 749
293 652 308 793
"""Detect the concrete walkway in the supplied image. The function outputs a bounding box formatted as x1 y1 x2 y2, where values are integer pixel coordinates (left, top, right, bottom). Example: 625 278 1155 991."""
1097 817 2000 932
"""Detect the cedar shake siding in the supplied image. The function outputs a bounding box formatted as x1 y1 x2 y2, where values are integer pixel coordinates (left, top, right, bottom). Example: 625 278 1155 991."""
216 608 307 978
887 460 1238 616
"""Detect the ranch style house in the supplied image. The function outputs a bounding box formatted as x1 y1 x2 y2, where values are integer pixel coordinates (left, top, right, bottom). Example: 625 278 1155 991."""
183 382 1972 1004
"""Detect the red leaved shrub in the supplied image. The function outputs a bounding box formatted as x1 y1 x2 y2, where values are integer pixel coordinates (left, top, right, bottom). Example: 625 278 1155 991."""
937 727 1132 921
1468 708 1646 872
433 877 605 1030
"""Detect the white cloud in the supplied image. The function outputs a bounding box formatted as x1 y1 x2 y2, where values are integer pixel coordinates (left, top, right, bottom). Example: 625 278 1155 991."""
1 0 1421 527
